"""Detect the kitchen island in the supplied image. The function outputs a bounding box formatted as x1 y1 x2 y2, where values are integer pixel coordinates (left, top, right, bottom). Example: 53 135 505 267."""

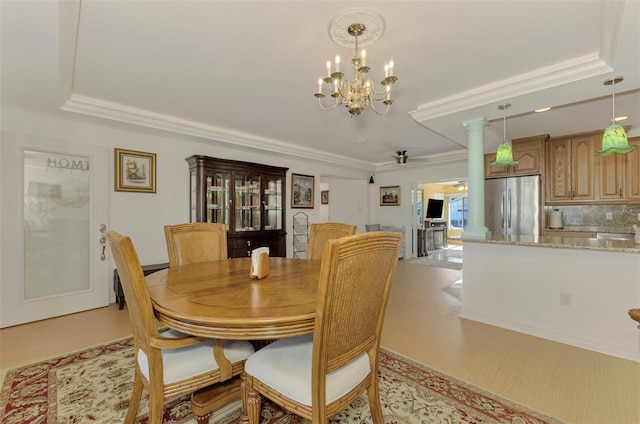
461 234 640 362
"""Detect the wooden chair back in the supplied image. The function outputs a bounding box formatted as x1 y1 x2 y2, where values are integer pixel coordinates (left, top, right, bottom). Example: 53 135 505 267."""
306 222 357 261
164 223 228 267
242 231 404 423
314 231 402 386
108 230 253 423
107 230 159 351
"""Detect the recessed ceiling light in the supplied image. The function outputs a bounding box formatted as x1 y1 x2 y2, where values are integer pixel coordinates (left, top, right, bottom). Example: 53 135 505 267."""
614 116 628 122
534 107 551 113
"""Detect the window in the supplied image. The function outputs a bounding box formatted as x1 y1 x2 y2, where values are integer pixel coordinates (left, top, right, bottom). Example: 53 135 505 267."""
447 195 468 230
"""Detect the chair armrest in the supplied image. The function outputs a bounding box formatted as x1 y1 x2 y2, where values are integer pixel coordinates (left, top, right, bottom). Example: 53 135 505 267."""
149 334 206 350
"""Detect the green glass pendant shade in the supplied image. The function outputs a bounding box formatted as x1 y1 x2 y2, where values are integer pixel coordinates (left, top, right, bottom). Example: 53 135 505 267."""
490 143 519 166
595 124 636 156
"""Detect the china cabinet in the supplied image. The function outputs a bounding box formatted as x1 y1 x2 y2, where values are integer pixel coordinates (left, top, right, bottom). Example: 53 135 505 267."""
186 155 288 257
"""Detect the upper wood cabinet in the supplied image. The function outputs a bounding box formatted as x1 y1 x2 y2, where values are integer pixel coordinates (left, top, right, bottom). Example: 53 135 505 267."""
484 135 547 178
187 155 289 257
546 134 596 203
597 148 625 201
545 132 639 205
624 136 640 201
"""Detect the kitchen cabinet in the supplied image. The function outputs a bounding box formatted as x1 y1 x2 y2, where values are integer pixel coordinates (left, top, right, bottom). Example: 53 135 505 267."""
596 149 625 201
624 136 640 201
484 135 547 178
546 133 596 203
594 133 639 203
187 155 288 258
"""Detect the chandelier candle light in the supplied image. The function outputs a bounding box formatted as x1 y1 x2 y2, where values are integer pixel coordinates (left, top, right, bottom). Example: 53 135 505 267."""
315 9 397 116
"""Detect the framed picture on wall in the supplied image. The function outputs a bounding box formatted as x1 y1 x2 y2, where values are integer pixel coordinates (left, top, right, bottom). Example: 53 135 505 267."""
115 148 157 193
321 190 329 204
380 185 400 206
291 173 314 208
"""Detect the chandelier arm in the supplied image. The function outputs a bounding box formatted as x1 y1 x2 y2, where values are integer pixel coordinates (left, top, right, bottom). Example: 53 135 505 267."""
369 100 391 115
317 95 341 111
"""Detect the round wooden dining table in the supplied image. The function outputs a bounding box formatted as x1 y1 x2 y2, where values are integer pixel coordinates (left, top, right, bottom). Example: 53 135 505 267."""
145 257 321 340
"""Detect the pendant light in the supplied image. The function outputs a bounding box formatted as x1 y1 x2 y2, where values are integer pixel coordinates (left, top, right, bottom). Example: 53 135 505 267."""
490 103 519 166
595 76 636 156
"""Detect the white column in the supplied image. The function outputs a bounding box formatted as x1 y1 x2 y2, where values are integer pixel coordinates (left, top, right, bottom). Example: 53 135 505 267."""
462 118 490 239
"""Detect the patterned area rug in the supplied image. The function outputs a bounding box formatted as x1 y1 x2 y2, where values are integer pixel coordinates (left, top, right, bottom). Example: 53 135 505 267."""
0 337 564 424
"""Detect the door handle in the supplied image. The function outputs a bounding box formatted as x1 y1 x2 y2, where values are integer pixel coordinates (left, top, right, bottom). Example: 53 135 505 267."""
99 224 107 261
500 191 505 228
507 189 512 228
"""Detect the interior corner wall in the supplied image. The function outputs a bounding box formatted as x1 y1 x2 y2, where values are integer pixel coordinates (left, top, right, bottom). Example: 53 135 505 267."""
321 177 368 233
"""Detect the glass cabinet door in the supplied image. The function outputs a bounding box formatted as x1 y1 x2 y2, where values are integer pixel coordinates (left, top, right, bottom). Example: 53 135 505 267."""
263 176 283 230
206 171 230 229
235 174 261 232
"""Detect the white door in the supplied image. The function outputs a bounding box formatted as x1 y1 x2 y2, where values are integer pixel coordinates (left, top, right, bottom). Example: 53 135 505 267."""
1 132 110 327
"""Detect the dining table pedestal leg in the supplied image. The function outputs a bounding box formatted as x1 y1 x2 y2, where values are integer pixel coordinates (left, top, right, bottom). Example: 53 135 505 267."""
191 376 242 422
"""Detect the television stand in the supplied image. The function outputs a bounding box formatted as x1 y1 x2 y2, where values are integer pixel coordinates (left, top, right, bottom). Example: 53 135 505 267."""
423 220 447 250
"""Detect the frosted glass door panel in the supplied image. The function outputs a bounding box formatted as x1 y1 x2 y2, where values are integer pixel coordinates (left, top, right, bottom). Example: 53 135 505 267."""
23 150 90 299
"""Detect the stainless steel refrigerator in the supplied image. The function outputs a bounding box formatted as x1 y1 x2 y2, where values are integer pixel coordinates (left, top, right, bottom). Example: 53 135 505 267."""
485 175 541 236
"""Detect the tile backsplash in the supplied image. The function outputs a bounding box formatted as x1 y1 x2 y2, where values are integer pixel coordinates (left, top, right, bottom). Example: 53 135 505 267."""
544 204 640 233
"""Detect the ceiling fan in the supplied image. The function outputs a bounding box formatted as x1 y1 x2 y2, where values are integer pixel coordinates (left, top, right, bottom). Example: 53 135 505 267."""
393 150 409 166
392 150 431 166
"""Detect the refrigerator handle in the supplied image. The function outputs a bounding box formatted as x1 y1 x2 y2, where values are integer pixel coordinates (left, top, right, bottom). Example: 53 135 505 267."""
501 191 505 228
507 188 512 228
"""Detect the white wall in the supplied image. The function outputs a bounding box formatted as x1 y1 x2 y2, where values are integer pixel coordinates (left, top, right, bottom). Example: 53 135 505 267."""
1 106 386 302
1 105 470 306
462 241 640 362
321 177 368 233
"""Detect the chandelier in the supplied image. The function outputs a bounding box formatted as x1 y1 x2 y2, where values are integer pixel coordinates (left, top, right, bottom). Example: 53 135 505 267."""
314 9 397 116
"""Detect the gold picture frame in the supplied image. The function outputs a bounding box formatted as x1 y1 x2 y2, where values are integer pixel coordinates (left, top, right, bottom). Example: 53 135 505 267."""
291 173 314 208
115 148 156 193
380 185 400 206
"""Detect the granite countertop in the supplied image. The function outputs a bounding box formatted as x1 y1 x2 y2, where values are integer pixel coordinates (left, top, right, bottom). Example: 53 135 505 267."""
543 226 634 234
461 234 640 253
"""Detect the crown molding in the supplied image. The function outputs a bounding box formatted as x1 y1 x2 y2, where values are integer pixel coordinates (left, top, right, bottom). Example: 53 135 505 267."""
61 94 374 171
409 0 624 124
409 54 611 123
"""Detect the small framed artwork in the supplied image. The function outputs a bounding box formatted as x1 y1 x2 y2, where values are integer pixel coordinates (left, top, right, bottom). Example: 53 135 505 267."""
380 185 400 206
321 190 329 205
291 173 314 208
115 148 157 193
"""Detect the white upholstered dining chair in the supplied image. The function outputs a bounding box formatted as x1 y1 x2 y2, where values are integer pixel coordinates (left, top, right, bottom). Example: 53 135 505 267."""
240 231 403 423
107 230 254 424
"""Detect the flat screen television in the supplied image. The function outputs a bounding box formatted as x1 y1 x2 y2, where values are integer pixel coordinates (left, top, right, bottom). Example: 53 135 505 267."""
425 198 444 219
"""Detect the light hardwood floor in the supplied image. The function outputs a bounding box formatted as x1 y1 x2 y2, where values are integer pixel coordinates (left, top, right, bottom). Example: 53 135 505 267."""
1 261 638 423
